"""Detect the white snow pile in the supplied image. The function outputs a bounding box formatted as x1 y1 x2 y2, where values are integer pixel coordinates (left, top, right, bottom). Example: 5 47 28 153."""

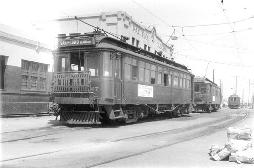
209 127 254 164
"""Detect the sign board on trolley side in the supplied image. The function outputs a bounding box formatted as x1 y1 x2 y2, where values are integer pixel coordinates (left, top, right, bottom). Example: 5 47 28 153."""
138 84 153 98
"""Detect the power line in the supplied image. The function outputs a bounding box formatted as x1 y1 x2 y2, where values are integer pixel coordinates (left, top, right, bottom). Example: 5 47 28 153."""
176 53 254 68
131 0 172 28
178 37 248 51
132 0 254 29
179 27 253 37
172 16 254 28
215 0 243 68
74 16 121 40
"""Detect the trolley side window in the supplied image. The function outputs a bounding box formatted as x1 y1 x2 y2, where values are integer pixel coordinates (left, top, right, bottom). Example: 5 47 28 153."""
151 64 156 84
138 61 145 82
183 74 186 89
157 66 162 85
173 72 179 87
168 71 172 86
103 52 112 77
145 62 150 83
186 76 189 89
131 58 138 81
194 83 200 92
87 53 99 76
200 85 207 93
124 56 138 81
164 68 169 86
179 73 182 88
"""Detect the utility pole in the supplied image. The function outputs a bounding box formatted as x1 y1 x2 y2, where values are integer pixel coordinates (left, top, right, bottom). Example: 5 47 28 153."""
235 76 237 95
204 63 209 78
248 79 250 107
242 89 244 107
213 69 215 83
220 79 223 105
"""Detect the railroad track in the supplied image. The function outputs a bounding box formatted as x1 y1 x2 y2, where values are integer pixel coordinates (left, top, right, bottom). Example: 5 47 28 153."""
0 125 93 143
113 110 249 142
0 111 201 143
87 111 249 168
1 110 248 165
0 107 230 143
0 111 225 143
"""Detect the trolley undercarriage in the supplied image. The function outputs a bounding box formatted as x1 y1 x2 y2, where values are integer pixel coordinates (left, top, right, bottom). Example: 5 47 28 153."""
54 103 192 125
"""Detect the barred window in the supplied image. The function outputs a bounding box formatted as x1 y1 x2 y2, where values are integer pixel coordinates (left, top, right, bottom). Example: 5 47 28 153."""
38 77 46 90
21 60 30 70
31 76 37 89
21 75 29 89
31 62 39 72
21 59 48 91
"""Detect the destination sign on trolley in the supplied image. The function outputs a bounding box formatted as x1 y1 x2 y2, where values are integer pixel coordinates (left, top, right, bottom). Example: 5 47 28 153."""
58 37 94 47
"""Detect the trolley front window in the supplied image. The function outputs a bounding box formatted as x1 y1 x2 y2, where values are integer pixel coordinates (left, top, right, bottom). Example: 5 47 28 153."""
57 51 99 76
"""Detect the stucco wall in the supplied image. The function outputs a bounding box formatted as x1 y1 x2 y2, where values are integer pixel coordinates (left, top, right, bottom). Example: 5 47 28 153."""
57 11 173 58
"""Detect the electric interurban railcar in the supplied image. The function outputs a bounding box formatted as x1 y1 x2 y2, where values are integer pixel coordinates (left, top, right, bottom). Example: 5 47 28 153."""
193 77 222 112
52 31 194 124
228 94 240 109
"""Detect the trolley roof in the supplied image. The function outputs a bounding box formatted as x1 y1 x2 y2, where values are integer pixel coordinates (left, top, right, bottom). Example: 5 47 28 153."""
56 31 191 72
194 77 219 87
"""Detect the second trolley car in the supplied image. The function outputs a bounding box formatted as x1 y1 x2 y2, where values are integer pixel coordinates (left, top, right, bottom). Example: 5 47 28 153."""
228 94 240 109
193 77 222 112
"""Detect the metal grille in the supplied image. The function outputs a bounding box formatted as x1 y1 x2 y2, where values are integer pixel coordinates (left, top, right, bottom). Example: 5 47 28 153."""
53 71 91 94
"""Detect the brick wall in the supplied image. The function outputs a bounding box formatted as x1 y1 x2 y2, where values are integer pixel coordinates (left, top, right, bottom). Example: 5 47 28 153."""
1 65 52 115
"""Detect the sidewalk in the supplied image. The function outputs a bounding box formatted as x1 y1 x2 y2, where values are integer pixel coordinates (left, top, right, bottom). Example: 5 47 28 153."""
0 115 56 133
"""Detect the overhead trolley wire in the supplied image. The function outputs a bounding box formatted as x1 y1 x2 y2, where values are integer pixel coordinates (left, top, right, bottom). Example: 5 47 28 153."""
74 16 121 40
176 53 254 68
131 0 253 69
215 0 244 65
172 15 254 28
132 0 254 29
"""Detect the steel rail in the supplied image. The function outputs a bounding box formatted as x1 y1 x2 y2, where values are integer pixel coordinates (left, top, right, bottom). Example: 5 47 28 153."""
1 111 248 163
86 112 248 168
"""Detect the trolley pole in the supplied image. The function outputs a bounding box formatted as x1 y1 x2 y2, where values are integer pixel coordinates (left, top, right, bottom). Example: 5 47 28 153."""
213 69 214 83
248 79 250 107
235 76 237 95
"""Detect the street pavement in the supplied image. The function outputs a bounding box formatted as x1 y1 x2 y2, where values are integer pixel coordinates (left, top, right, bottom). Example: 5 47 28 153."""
0 108 253 168
0 116 56 133
95 109 254 168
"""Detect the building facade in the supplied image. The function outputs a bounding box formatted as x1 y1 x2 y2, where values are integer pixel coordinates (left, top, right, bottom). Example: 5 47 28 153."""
57 11 174 59
0 24 53 115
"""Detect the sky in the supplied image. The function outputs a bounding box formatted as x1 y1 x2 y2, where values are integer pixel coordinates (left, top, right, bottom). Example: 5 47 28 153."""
1 0 254 103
